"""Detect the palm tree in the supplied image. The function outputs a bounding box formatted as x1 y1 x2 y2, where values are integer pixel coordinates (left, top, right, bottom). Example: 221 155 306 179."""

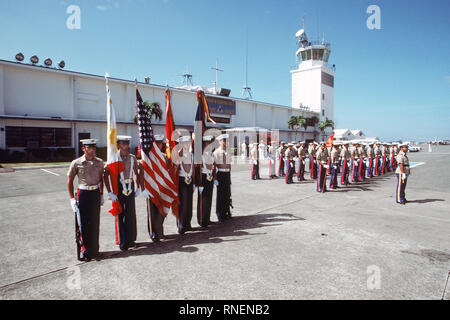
288 115 307 141
134 101 163 124
308 116 320 141
318 117 335 140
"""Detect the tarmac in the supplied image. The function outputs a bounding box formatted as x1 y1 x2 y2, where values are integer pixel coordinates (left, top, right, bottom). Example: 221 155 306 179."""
0 145 449 300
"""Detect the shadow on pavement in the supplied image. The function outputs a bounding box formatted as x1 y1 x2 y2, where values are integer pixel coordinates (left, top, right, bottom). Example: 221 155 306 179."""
98 213 304 261
407 199 445 204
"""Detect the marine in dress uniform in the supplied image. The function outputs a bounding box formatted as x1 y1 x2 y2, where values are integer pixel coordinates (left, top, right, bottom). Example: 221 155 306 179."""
277 142 287 177
366 143 375 178
104 136 140 251
329 143 339 189
389 144 396 172
145 134 167 242
285 143 296 184
316 142 328 193
195 135 216 228
357 144 367 181
340 142 350 186
381 143 389 174
395 143 410 205
67 139 104 262
374 143 382 176
297 141 307 181
173 135 194 234
214 134 233 222
350 142 359 182
308 142 318 179
251 143 260 180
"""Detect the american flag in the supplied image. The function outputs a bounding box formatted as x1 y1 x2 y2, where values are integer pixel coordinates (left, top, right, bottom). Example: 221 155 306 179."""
136 88 178 216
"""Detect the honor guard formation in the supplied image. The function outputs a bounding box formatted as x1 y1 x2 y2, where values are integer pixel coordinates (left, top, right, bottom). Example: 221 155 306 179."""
67 134 234 262
68 135 411 262
246 139 410 198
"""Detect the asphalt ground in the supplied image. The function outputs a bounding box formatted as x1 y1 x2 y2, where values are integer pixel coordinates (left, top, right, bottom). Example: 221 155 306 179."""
0 145 449 300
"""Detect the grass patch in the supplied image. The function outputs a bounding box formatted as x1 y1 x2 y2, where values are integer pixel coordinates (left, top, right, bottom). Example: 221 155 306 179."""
0 162 71 168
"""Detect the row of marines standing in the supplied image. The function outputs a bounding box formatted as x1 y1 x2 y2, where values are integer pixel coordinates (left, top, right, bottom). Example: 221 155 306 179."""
250 140 410 200
67 134 232 262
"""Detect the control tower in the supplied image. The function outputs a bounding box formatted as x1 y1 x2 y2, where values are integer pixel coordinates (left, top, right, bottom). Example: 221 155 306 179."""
291 19 334 122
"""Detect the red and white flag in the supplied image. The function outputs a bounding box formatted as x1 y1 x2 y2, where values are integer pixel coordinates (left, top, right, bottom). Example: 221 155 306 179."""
136 86 178 217
105 73 124 245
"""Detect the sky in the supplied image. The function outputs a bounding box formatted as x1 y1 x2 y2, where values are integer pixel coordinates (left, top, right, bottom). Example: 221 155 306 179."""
0 0 449 141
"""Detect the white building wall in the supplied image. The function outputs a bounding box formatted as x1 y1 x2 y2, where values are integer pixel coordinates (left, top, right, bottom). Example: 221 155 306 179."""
291 66 322 113
4 66 72 119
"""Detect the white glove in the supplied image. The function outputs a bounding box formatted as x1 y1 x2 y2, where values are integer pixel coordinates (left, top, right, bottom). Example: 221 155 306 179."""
214 180 219 187
135 187 141 198
108 192 118 202
323 165 329 169
142 189 152 199
253 160 257 165
401 173 406 181
270 159 274 164
70 198 78 213
199 186 204 194
100 194 104 206
289 162 294 168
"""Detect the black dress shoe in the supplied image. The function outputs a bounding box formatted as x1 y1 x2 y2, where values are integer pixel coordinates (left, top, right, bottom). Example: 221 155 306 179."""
120 245 129 251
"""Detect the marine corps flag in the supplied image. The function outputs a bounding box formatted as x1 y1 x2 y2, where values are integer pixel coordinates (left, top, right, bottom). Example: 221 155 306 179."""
194 91 216 164
105 73 125 218
325 133 335 148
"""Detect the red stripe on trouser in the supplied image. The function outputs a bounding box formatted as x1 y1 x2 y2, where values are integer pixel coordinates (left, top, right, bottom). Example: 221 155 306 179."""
278 155 282 175
358 160 363 180
317 165 323 192
341 162 346 184
76 189 86 253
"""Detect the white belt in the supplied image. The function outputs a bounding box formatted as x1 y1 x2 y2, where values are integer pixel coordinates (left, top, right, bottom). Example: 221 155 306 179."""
122 178 133 184
202 169 213 174
217 168 230 172
78 185 99 191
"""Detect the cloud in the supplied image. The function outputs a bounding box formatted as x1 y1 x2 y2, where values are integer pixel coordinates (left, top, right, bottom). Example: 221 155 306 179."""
96 5 111 11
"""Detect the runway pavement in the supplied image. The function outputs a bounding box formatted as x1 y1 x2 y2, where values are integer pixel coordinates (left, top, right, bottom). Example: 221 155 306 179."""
0 145 449 299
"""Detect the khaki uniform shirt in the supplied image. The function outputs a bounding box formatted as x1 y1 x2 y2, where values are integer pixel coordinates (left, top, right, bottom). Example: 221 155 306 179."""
251 147 258 161
340 147 350 160
374 146 382 157
308 145 316 157
285 148 296 161
367 147 374 158
298 146 307 159
316 148 328 165
350 147 358 158
330 148 339 163
395 150 410 175
358 147 367 158
67 155 104 186
213 147 231 170
382 147 389 156
278 146 287 158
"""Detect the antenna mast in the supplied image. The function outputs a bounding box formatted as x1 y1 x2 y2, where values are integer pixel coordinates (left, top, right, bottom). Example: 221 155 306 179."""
243 30 252 99
211 59 223 94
